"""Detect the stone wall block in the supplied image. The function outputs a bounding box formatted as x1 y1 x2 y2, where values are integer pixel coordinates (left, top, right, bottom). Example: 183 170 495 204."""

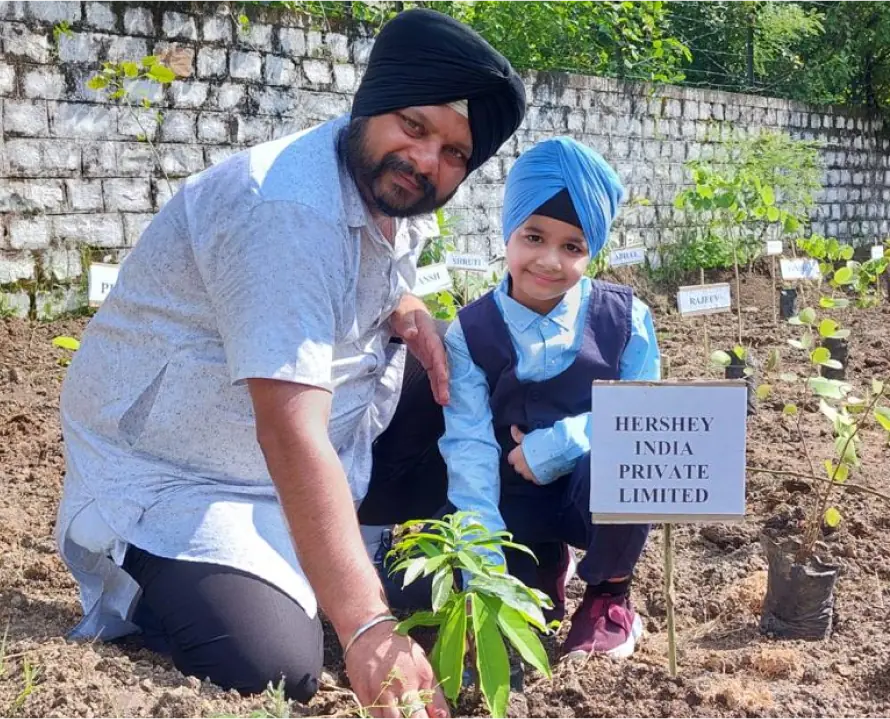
302 59 332 86
3 100 48 136
26 1 80 24
230 51 262 81
103 178 152 212
9 215 50 249
52 213 125 248
66 179 104 212
124 7 154 35
85 2 116 31
1 22 50 62
202 15 231 43
197 47 227 78
163 11 198 41
23 67 66 99
50 102 118 139
0 253 36 283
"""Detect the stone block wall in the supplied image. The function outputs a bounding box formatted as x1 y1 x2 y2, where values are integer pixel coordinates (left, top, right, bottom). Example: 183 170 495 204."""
1 1 888 316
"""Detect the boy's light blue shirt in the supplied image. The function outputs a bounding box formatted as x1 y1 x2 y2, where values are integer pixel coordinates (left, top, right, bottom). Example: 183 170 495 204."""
439 275 660 537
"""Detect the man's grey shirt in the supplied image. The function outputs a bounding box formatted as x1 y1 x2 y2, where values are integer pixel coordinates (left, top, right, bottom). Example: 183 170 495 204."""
56 115 436 638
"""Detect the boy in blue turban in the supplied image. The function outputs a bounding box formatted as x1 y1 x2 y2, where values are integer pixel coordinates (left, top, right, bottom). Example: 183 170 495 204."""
440 137 660 660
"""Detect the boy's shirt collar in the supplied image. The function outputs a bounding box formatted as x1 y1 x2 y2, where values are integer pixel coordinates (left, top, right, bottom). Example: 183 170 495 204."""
495 274 590 333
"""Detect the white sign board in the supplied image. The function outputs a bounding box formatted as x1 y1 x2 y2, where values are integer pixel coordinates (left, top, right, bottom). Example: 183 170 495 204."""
871 245 885 261
780 258 822 281
609 247 647 267
445 252 488 273
765 240 783 256
88 263 120 306
677 283 732 316
590 381 748 523
413 263 453 296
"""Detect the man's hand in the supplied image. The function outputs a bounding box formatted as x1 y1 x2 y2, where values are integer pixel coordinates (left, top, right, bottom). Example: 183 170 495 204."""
345 621 450 718
390 293 449 406
507 425 539 484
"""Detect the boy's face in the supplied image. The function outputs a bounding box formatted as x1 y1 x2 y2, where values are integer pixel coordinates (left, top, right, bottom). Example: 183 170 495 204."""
505 214 590 315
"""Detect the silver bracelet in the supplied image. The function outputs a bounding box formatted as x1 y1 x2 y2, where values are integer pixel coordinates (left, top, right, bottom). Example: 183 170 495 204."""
343 614 398 659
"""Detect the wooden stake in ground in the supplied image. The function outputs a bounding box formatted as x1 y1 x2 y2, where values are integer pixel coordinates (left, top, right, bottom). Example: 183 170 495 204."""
771 255 778 325
700 268 710 365
664 524 677 678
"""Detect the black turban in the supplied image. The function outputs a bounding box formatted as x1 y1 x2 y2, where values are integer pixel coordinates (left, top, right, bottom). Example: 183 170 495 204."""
352 9 527 172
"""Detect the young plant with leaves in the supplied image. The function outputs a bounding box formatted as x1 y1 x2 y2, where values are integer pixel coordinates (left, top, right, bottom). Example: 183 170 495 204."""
751 299 890 563
387 512 552 719
87 56 177 197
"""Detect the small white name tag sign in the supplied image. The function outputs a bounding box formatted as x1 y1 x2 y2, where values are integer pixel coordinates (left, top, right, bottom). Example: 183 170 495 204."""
413 263 453 296
88 262 120 306
871 245 885 261
445 252 488 273
765 240 783 256
609 247 646 267
590 381 748 523
677 282 731 316
780 258 822 281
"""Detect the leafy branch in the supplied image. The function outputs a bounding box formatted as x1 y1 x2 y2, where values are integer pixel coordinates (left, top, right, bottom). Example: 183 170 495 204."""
87 56 177 197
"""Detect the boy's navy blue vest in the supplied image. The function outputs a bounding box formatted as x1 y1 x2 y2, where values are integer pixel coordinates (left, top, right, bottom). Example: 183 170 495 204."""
459 279 633 494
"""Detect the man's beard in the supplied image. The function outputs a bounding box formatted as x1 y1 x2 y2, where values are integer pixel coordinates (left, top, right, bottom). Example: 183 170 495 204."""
343 117 457 218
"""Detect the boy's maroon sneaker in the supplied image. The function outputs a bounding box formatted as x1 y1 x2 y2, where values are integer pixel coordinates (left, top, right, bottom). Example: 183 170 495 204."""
536 543 576 624
561 588 643 660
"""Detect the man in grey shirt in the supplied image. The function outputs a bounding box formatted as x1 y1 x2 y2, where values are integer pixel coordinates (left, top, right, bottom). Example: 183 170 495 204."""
55 9 525 717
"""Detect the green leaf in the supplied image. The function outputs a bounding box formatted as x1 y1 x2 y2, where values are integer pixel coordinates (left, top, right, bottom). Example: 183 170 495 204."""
779 372 798 383
783 216 800 233
147 63 176 84
874 407 890 432
141 55 158 67
52 336 80 351
109 88 126 100
799 307 816 325
822 359 843 370
810 347 831 365
760 185 775 206
788 339 805 350
839 246 855 261
824 507 842 528
467 575 548 631
395 611 442 634
766 206 780 222
402 557 427 588
431 568 454 614
86 75 108 90
423 553 451 577
492 597 551 678
121 61 139 78
833 266 854 285
873 379 885 396
437 596 468 702
471 594 511 719
756 384 772 400
807 377 848 400
783 403 798 416
819 296 837 309
818 319 839 338
710 350 732 367
831 329 851 339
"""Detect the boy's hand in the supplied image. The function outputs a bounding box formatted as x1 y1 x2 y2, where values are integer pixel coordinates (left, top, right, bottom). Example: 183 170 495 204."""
508 425 539 484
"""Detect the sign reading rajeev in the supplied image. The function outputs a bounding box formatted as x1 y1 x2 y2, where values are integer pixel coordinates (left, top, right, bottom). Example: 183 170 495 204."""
590 381 747 523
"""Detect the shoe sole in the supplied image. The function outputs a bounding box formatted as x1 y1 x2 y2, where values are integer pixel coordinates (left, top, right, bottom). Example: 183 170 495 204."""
562 613 644 662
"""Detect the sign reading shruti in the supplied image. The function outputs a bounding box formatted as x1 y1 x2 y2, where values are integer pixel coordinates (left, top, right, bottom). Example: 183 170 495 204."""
590 381 748 523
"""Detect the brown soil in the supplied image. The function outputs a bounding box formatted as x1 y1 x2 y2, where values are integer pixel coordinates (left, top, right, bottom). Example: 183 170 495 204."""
2 271 890 718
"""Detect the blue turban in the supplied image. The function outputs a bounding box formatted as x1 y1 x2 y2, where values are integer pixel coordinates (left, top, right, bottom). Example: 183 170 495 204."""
501 137 625 256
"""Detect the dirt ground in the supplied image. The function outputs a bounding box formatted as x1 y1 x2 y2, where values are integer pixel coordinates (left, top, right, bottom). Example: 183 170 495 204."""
2 270 890 718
